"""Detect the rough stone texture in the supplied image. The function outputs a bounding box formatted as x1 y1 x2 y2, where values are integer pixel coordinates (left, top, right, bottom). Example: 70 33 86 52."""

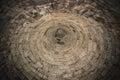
0 0 120 80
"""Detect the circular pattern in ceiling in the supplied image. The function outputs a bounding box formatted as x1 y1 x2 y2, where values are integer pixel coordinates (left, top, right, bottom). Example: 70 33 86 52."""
0 0 119 80
8 12 113 80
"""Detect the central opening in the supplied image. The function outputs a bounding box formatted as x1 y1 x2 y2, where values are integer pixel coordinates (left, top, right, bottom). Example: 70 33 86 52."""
54 28 66 45
55 28 66 38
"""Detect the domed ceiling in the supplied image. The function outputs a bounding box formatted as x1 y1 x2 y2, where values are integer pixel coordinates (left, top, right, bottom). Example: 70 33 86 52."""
0 0 120 80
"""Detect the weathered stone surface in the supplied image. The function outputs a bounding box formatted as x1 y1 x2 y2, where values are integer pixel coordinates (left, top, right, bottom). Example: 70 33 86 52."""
0 0 120 80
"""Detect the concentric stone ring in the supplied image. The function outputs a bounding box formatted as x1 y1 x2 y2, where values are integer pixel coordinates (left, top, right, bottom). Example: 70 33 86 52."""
0 0 119 80
8 12 113 80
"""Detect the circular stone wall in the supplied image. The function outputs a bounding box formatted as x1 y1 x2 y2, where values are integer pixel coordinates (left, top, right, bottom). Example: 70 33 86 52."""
8 12 114 80
0 0 120 80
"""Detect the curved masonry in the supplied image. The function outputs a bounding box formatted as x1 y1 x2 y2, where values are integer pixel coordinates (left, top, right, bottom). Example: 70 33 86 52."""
0 0 120 80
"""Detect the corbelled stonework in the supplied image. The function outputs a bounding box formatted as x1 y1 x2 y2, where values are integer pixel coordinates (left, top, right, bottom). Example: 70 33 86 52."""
0 0 120 80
